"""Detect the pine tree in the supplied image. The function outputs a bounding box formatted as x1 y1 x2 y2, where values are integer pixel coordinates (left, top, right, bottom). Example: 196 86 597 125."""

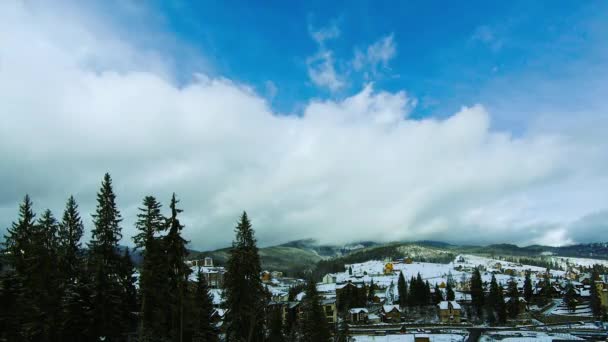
433 284 443 305
407 276 416 307
523 270 533 302
193 269 219 342
495 282 507 324
165 194 191 342
368 278 376 303
446 282 455 301
506 277 520 318
590 267 604 319
564 281 577 313
486 275 499 324
134 196 170 341
424 280 432 305
267 305 285 342
60 272 94 341
57 196 85 283
397 272 407 308
224 212 266 342
299 279 330 342
470 267 484 317
119 248 137 336
87 173 126 340
3 195 36 275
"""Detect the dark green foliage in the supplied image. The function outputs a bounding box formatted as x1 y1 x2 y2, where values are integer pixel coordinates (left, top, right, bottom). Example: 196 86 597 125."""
590 267 604 319
486 275 506 324
57 196 85 283
368 278 377 303
506 277 520 318
564 282 577 313
446 282 455 301
397 272 407 307
523 270 533 303
193 270 219 342
267 305 285 342
470 267 484 316
299 279 330 342
0 272 24 341
337 282 366 312
224 212 266 342
165 194 191 342
433 284 443 305
135 196 171 341
3 195 36 274
61 272 94 341
88 173 126 340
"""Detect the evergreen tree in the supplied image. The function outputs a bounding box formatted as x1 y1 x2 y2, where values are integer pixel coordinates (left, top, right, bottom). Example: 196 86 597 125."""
267 306 285 342
495 282 507 324
60 271 94 341
506 277 520 318
368 278 376 303
224 212 266 342
446 282 455 301
57 196 85 283
87 173 126 340
487 275 506 324
3 195 36 275
407 276 417 307
470 268 484 317
299 279 330 342
348 267 352 276
397 272 407 308
523 270 533 303
433 284 443 304
590 267 604 319
164 194 191 342
134 196 170 341
424 280 432 305
193 269 219 342
118 248 137 336
564 282 577 313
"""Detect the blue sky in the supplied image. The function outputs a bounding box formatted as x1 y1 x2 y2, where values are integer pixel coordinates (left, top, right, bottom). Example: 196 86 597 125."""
1 0 608 249
97 0 608 128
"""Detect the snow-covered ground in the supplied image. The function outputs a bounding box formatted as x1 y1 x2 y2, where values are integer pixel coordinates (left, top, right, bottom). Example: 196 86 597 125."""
479 331 584 341
351 334 466 342
551 256 608 268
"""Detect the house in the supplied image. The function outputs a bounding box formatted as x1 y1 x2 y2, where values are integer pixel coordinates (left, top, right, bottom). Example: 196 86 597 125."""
348 308 368 323
271 271 283 279
437 301 461 323
404 257 413 264
261 271 272 283
320 298 337 325
380 304 401 323
367 313 381 324
595 281 608 309
322 273 337 284
197 265 226 289
384 262 394 275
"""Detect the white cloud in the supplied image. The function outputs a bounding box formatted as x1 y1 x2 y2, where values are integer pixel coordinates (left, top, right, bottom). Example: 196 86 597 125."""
306 24 344 91
353 34 397 75
1 1 607 250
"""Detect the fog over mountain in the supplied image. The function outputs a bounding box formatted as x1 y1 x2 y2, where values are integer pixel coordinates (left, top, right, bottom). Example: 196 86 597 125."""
1 1 608 250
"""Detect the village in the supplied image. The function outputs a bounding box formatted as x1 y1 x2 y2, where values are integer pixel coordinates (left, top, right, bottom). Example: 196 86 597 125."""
188 254 608 341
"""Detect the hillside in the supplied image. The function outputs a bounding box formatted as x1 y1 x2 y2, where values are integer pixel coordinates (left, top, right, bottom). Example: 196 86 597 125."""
189 239 608 276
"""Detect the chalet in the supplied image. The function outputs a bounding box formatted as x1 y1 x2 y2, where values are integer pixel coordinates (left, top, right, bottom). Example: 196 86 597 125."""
404 257 413 264
261 271 272 283
348 308 368 323
437 301 461 323
321 273 336 284
380 304 401 323
320 298 337 325
384 262 394 275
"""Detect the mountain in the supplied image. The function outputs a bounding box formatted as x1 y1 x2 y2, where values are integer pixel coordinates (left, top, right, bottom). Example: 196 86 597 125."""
188 239 608 276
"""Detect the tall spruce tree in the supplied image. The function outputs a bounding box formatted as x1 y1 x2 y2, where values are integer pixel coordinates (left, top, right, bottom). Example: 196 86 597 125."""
397 272 408 308
564 281 577 313
165 194 191 342
267 306 285 342
193 269 219 342
470 267 484 317
446 282 455 301
368 278 376 303
433 284 443 304
134 196 170 341
88 173 126 340
590 267 604 319
57 196 85 283
3 195 36 274
224 212 266 342
506 277 520 318
299 279 330 342
523 270 533 303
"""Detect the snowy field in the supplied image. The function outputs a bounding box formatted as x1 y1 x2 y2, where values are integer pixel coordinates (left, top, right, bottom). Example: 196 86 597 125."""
551 256 608 268
480 331 584 341
351 334 466 342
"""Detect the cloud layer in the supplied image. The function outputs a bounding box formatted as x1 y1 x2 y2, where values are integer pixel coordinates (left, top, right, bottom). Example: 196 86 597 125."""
1 1 607 250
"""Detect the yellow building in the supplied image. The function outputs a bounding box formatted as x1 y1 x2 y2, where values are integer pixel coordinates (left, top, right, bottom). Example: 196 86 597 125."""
437 301 461 323
384 262 394 275
596 281 608 309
